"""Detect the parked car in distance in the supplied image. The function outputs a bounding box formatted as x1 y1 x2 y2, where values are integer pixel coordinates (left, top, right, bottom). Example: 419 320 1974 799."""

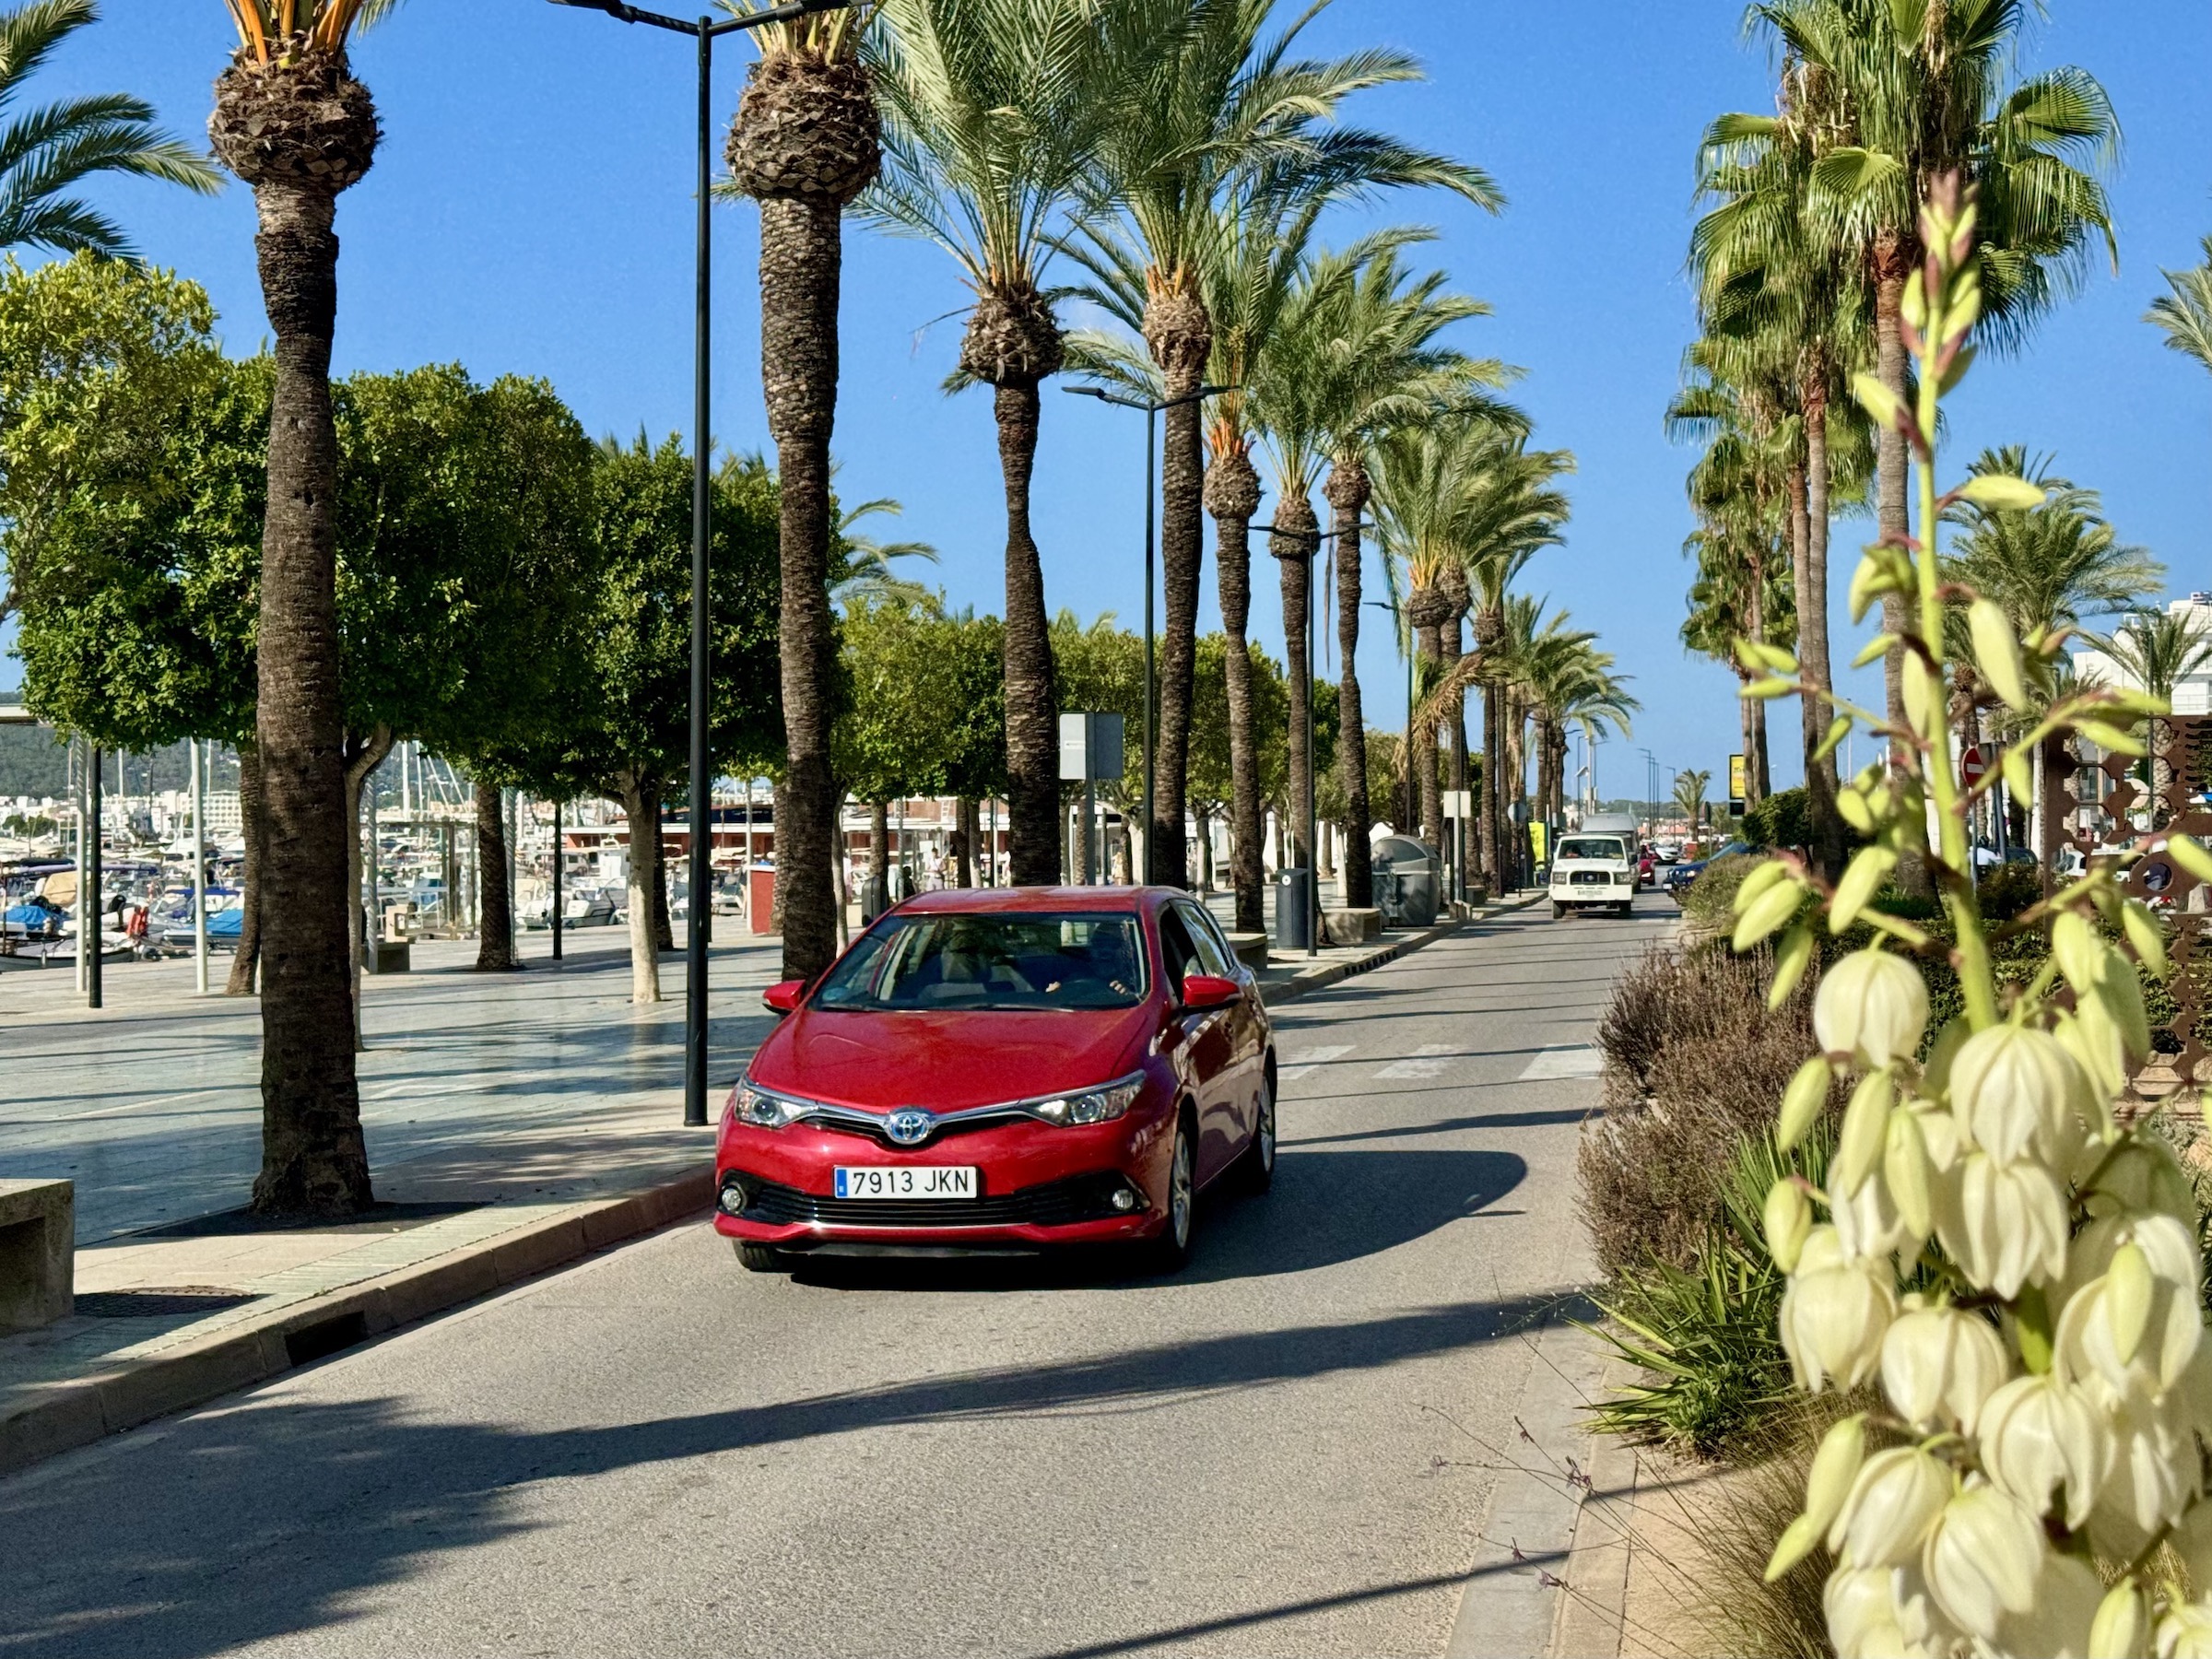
1653 840 1682 864
714 887 1276 1275
1664 840 1754 903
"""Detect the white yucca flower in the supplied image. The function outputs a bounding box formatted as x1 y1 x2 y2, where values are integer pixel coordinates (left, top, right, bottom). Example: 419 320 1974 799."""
2056 1213 2205 1394
1995 1553 2103 1659
1923 1479 2044 1639
2158 1597 2212 1659
1944 1151 2070 1297
1978 1372 2113 1531
1781 1227 1898 1392
1832 1446 1954 1568
1814 949 1930 1069
1880 1302 2007 1434
1948 1024 2089 1167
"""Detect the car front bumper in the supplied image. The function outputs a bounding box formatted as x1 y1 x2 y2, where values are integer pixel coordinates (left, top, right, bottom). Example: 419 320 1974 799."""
712 1098 1178 1251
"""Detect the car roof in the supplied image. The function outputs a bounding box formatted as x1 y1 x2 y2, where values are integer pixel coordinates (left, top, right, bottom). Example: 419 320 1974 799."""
895 886 1167 916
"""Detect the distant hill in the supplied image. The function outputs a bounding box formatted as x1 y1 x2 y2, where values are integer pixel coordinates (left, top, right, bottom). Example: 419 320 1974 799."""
0 723 66 798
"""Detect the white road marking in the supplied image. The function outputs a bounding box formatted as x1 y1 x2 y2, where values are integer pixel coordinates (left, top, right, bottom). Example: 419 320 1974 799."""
1517 1045 1603 1081
1277 1043 1353 1083
1374 1042 1458 1080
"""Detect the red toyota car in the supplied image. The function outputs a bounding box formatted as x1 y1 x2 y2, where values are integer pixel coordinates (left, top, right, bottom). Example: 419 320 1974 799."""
713 887 1276 1274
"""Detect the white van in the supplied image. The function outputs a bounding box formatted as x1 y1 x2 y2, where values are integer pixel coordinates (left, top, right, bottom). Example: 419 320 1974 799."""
1550 816 1639 918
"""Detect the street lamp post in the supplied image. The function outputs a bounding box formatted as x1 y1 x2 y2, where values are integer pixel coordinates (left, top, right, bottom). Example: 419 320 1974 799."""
549 0 850 1129
1065 383 1234 885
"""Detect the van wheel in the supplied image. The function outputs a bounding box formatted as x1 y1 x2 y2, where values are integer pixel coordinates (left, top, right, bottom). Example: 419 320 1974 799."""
1552 902 1566 920
734 1241 786 1274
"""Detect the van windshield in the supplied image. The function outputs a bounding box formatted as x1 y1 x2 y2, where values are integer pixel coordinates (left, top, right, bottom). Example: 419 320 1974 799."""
1558 837 1627 863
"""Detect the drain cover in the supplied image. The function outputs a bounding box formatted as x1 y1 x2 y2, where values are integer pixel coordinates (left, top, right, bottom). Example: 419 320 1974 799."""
75 1288 255 1319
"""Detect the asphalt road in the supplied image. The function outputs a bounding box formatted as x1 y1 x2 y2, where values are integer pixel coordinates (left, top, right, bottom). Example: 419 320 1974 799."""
0 898 1672 1659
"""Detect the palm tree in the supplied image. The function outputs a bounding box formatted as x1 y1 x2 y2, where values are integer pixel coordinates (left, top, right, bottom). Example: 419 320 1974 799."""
0 0 220 257
208 0 398 1218
1672 767 1712 830
865 0 1112 888
1538 639 1636 828
1070 0 1500 886
2096 607 2207 824
2147 235 2212 380
1308 248 1501 911
725 0 879 978
1745 0 2119 735
1681 503 1795 810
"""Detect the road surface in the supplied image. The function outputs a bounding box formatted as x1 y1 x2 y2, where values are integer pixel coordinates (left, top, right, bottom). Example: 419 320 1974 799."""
0 900 1670 1659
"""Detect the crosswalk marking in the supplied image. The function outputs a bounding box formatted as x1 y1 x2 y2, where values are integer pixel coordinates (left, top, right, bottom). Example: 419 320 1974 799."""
1517 1045 1603 1081
1278 1043 1353 1083
1374 1042 1457 1080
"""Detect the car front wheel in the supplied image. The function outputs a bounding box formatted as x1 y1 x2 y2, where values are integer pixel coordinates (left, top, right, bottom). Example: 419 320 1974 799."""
734 1241 786 1274
1552 901 1566 920
1146 1113 1197 1274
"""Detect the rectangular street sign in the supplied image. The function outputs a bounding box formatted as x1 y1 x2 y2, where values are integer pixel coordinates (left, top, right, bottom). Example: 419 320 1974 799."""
1441 790 1473 818
1058 712 1125 783
1728 752 1747 815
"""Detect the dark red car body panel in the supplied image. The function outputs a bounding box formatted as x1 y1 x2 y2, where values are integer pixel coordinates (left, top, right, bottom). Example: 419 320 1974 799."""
712 887 1273 1253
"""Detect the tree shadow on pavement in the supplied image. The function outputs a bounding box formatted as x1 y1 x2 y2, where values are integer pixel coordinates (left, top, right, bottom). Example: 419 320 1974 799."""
0 1283 1590 1659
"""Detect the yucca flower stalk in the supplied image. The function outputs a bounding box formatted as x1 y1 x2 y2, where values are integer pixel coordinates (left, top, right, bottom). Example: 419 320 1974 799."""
1735 173 2212 1658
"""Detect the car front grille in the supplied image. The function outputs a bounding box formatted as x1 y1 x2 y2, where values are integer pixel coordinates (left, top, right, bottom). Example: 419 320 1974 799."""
730 1171 1135 1230
791 1107 1029 1149
1569 871 1611 887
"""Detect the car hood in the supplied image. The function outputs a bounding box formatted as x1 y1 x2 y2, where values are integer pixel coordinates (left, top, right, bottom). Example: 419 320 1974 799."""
1552 857 1630 871
748 1005 1152 1112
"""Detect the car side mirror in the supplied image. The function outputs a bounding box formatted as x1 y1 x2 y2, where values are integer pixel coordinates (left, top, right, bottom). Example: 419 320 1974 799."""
762 979 806 1015
1181 973 1239 1012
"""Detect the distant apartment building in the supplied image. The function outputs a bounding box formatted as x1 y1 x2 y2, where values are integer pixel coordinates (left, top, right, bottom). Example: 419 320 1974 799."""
2073 593 2212 715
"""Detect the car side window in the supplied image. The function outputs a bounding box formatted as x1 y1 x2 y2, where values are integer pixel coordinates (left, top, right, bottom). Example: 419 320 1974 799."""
1176 901 1234 978
1156 907 1203 997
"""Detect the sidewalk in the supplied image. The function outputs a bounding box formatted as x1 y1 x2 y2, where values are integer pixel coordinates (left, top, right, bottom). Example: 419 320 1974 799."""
1 894 1536 1475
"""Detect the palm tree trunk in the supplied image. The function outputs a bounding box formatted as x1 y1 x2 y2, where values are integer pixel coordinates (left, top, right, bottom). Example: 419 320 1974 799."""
619 771 662 1004
475 774 519 971
1739 673 1760 810
1327 464 1373 909
1206 445 1265 935
758 194 843 978
226 737 264 996
1415 621 1443 852
1151 389 1204 888
1801 377 1845 877
995 381 1059 888
247 177 371 1218
1274 500 1318 885
954 795 975 888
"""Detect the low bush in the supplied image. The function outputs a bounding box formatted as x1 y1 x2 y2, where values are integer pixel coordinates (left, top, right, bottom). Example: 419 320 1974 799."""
1674 851 1766 942
1581 944 1834 1274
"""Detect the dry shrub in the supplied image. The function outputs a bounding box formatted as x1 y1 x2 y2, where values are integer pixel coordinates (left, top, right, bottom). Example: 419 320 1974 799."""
1580 943 1833 1275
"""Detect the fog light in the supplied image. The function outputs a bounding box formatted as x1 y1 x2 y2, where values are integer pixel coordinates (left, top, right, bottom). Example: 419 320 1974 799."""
1111 1186 1139 1212
718 1181 749 1215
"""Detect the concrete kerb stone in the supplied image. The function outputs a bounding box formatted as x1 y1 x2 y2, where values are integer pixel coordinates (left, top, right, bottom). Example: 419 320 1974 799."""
0 1170 716 1479
1257 892 1544 1009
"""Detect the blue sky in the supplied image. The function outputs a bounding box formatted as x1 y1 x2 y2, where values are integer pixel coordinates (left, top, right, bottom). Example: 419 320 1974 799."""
20 0 2212 805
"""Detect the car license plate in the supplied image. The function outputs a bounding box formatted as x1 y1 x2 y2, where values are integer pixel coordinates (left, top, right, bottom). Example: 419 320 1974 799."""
833 1166 979 1200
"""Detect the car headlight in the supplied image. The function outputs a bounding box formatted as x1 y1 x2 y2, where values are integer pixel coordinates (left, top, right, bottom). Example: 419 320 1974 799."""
1026 1077 1144 1127
731 1080 811 1130
1618 871 1636 885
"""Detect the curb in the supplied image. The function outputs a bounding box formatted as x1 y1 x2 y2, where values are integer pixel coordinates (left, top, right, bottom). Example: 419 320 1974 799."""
0 1168 712 1478
1547 1371 1641 1658
1258 893 1542 1009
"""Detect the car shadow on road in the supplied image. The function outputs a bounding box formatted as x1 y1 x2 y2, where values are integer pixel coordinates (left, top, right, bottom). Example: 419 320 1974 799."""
781 1147 1525 1294
0 1282 1594 1659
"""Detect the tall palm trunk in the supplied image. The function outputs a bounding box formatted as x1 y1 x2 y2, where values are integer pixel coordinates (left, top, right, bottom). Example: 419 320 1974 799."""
1206 443 1265 935
1459 601 1489 893
209 42 377 1217
1746 553 1771 803
1800 374 1844 876
1145 275 1213 887
1407 589 1449 853
226 736 264 996
618 771 664 1004
954 795 976 888
1325 457 1373 909
870 798 889 911
1272 497 1318 886
962 281 1062 888
730 52 878 975
342 725 394 1053
475 775 519 971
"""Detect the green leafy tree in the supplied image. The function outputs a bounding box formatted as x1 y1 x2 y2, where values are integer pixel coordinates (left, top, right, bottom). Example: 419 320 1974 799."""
0 0 221 258
836 593 956 899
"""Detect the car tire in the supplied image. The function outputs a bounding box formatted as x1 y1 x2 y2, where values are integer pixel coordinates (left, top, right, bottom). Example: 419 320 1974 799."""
1617 901 1634 918
1240 1075 1277 1194
1144 1112 1199 1275
1551 902 1566 920
734 1241 786 1274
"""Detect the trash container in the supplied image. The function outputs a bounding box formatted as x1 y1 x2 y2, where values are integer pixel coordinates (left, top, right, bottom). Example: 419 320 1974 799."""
1275 867 1313 952
1371 836 1440 927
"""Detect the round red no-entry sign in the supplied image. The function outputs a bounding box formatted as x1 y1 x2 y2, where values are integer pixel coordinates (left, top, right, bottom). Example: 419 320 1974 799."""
1961 746 1986 786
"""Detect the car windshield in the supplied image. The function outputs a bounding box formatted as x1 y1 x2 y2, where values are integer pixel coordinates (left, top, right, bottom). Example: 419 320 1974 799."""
811 913 1147 1012
1558 838 1626 862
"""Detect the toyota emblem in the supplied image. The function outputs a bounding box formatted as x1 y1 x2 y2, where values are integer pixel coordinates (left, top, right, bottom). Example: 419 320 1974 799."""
886 1108 935 1147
